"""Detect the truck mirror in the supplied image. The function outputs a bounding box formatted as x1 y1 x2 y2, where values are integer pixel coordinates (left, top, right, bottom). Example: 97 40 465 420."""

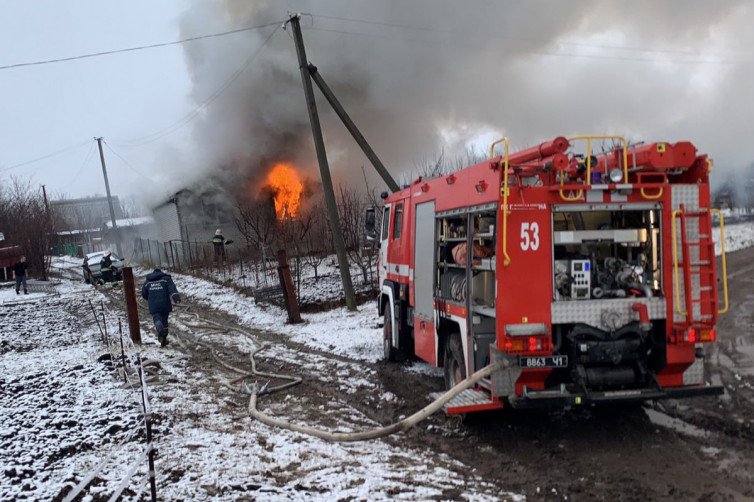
0 232 4 241
364 207 377 242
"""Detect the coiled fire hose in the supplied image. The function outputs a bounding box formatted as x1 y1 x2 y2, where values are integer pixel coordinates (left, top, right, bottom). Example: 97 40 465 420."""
139 301 500 442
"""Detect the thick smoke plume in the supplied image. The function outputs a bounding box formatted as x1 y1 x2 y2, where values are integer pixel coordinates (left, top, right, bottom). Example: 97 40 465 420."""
167 0 754 202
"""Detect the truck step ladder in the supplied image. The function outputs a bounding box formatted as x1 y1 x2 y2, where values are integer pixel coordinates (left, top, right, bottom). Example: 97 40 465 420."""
430 389 503 414
671 205 725 327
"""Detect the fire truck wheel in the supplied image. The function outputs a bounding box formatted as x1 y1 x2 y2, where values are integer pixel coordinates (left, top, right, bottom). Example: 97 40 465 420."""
383 310 399 362
444 334 466 390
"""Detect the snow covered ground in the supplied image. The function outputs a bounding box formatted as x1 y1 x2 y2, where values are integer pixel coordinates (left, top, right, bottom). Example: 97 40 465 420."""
0 283 145 501
3 220 751 500
174 271 384 363
0 258 518 500
198 255 376 308
714 220 754 256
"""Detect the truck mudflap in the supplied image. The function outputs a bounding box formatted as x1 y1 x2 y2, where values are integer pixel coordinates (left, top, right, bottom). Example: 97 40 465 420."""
508 384 724 409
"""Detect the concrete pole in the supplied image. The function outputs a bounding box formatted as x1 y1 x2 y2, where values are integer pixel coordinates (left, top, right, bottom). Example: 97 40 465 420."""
95 137 123 257
288 14 357 311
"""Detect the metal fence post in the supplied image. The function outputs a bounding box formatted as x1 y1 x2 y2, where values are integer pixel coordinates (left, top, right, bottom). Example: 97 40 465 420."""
118 320 128 383
137 354 157 502
101 301 109 348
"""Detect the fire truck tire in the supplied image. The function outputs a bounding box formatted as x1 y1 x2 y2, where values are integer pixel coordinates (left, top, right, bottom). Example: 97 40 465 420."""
383 309 400 362
444 334 466 390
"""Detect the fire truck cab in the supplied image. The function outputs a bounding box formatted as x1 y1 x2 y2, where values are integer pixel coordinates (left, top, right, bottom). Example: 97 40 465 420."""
376 135 726 414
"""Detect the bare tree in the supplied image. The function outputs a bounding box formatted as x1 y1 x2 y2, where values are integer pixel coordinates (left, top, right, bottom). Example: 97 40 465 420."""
337 184 374 285
300 201 331 280
401 146 488 186
234 197 278 283
0 177 55 279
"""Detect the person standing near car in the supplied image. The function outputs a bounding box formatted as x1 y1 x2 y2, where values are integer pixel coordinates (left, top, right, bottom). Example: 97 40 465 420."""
12 255 28 295
141 268 181 347
100 250 113 283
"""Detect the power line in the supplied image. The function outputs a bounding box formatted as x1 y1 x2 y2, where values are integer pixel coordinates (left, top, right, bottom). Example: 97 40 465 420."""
0 20 282 71
0 139 91 174
305 25 734 65
2 24 281 174
113 24 281 147
62 140 97 189
311 13 739 60
102 141 153 181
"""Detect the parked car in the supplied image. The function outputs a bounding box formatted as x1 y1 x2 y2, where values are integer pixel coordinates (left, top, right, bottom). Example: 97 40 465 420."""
83 251 123 283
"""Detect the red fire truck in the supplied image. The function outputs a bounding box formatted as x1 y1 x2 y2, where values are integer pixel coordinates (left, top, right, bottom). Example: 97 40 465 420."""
374 135 727 414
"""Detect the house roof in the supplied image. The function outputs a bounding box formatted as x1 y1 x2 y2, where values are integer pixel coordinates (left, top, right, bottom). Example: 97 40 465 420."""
103 216 154 229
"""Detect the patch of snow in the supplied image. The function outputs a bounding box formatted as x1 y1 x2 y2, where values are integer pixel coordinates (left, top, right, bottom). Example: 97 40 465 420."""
644 408 710 438
406 361 445 377
714 221 754 255
171 271 384 363
701 446 721 457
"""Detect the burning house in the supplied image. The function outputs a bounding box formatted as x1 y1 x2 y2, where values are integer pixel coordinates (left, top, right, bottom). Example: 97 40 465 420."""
152 187 239 245
139 161 312 269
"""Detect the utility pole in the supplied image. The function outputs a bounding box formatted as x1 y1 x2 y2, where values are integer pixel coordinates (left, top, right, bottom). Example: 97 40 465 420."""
95 137 123 257
121 267 142 344
308 64 400 193
41 184 52 280
288 14 357 311
41 184 50 215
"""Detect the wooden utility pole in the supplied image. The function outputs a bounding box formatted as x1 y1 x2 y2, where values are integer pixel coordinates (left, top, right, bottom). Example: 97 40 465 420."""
95 137 123 257
41 184 53 279
277 249 302 323
308 64 400 193
121 267 142 344
288 14 357 311
41 184 50 215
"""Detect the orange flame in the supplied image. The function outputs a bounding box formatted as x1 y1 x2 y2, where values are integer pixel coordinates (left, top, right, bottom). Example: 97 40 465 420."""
266 163 303 220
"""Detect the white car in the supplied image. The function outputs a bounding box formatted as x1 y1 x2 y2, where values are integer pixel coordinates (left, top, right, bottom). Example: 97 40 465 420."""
83 251 123 283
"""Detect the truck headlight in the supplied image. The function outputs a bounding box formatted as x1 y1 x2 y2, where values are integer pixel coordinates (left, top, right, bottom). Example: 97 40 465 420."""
609 168 623 183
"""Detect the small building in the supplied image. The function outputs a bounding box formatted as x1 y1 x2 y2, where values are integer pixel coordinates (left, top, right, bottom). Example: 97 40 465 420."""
50 195 124 230
142 188 240 268
54 227 102 256
152 188 238 244
102 216 156 259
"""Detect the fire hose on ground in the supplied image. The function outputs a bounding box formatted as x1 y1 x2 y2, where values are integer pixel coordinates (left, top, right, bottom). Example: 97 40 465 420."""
137 301 500 442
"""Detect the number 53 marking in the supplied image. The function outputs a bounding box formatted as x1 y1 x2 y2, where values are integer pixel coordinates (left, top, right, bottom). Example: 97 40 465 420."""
520 222 540 251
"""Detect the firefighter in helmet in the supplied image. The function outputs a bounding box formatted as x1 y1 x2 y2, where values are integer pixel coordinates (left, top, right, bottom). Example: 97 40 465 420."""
100 250 114 283
212 229 226 264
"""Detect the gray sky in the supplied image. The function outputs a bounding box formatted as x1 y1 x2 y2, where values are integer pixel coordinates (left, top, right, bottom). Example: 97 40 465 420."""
2 1 753 210
0 0 192 203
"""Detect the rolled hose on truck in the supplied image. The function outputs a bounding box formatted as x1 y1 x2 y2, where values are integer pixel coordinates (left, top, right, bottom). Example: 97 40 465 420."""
139 301 499 442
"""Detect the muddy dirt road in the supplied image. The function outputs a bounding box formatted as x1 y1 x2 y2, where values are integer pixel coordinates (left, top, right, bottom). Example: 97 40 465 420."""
90 247 754 500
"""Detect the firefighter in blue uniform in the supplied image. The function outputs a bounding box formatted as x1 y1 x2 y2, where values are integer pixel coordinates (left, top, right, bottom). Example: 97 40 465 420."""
141 268 181 347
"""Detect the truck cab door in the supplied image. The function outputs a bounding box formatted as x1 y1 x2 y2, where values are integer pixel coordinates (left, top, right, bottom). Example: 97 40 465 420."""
379 204 391 286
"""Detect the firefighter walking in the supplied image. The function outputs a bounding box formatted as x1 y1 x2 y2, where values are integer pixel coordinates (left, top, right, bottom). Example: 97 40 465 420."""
141 268 181 347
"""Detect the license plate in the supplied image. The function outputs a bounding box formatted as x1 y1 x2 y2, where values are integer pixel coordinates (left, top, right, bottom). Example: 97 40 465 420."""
519 356 569 369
